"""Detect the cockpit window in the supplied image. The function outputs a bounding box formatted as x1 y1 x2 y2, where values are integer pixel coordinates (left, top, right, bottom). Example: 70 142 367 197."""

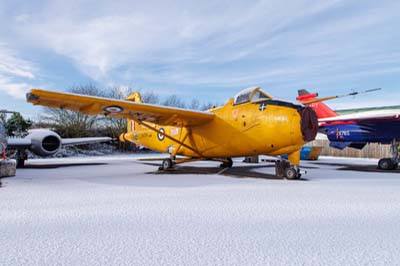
233 87 272 105
235 91 252 105
251 90 269 102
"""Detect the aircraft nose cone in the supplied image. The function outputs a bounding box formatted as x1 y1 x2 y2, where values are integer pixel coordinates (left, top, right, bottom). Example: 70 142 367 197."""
300 107 318 142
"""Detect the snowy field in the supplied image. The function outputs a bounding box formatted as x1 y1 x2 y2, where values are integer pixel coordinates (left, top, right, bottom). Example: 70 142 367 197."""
1 155 400 266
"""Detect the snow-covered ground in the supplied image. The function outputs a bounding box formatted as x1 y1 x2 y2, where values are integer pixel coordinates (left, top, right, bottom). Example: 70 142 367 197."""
1 155 400 266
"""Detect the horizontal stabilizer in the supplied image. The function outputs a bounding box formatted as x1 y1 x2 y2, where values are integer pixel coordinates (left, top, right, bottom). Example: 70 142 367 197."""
298 89 313 96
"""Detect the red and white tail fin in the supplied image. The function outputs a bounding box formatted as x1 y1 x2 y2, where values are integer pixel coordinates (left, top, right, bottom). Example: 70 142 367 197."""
296 89 338 119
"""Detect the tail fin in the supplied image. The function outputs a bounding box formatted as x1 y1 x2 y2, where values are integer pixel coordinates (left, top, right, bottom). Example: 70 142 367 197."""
125 92 143 133
296 89 338 119
125 92 143 103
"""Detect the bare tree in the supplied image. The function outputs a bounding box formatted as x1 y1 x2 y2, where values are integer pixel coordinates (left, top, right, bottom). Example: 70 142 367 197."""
162 95 186 108
41 84 105 137
141 91 159 104
201 102 215 111
188 99 200 110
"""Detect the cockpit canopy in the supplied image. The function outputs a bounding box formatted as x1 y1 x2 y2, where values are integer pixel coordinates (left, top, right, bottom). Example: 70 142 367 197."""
233 87 272 105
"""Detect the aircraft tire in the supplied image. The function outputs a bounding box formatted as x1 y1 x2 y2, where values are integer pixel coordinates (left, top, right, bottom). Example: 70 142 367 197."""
284 167 301 180
378 158 394 170
161 159 173 170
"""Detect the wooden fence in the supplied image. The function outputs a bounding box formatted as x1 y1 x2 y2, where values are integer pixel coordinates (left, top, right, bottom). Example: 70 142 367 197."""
308 140 391 159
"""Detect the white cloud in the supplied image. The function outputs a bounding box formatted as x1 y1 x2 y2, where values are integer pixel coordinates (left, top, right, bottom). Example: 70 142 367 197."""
15 14 30 23
0 44 36 79
15 1 345 82
0 76 29 99
0 44 37 99
2 0 399 106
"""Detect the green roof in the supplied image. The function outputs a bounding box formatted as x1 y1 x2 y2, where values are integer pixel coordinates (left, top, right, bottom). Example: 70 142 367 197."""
336 105 400 115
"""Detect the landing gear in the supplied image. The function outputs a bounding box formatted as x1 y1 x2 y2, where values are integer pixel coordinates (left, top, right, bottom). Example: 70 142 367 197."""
157 156 303 179
16 150 27 168
284 166 301 180
220 158 233 168
159 158 174 170
275 160 302 180
378 140 399 170
158 157 234 171
378 158 397 170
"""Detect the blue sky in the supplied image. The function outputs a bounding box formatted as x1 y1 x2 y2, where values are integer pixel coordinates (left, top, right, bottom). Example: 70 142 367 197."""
0 0 399 118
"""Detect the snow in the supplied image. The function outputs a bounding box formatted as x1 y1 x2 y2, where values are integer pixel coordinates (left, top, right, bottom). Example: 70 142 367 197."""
1 155 400 266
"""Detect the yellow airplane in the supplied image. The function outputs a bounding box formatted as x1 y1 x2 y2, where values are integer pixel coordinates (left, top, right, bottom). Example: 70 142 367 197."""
26 87 318 179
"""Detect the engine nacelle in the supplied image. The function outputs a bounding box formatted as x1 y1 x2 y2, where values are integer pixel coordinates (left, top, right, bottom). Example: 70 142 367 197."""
26 129 62 156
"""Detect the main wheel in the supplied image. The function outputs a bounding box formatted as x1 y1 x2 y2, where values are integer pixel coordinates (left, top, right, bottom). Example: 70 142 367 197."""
160 159 173 170
284 167 301 180
378 158 394 170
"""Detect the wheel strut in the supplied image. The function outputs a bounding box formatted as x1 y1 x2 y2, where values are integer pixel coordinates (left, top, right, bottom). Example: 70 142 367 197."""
275 160 301 180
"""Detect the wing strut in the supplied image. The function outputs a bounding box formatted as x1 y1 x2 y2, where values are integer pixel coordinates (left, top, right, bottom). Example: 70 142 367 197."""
174 128 191 156
137 121 204 157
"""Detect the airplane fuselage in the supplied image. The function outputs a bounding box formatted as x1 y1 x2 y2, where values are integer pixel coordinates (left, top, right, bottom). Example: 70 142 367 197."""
321 117 400 145
123 98 315 164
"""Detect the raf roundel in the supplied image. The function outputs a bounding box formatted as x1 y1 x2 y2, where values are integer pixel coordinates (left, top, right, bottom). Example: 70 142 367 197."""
104 105 124 113
157 128 165 141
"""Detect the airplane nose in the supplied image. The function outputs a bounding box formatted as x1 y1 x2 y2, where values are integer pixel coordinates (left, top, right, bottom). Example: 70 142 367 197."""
300 107 318 142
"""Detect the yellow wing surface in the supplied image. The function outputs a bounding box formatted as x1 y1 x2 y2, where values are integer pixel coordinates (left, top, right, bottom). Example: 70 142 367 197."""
27 89 215 127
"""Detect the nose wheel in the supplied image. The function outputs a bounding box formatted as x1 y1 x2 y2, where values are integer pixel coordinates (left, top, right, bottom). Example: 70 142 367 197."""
284 166 301 180
275 160 302 180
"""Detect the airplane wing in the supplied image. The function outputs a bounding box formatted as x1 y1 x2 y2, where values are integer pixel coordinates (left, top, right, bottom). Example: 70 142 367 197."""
62 137 112 146
6 138 32 149
319 109 400 123
7 137 111 148
27 89 215 127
